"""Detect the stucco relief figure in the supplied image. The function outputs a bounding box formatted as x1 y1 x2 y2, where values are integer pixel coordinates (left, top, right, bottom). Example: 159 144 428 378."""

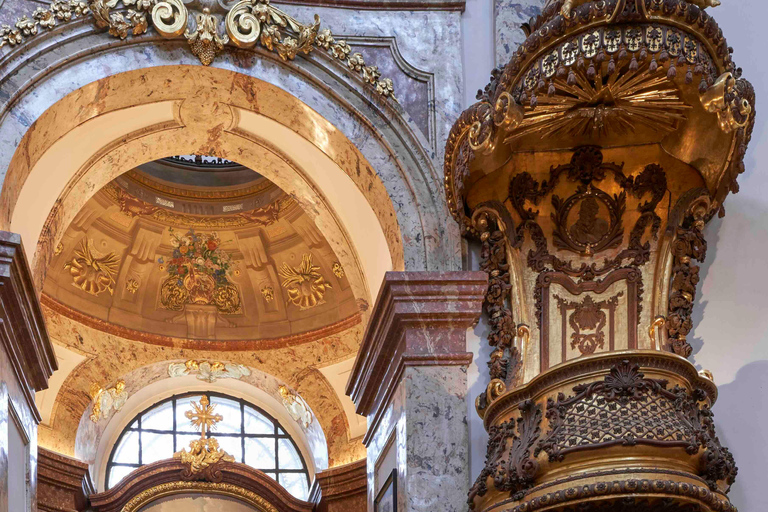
567 196 610 247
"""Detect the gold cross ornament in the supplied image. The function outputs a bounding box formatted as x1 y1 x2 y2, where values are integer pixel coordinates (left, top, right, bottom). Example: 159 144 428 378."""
174 394 235 474
185 395 223 437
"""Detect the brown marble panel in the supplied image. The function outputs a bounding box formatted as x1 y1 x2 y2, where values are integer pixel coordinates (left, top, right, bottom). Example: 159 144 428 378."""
310 459 367 512
38 448 94 512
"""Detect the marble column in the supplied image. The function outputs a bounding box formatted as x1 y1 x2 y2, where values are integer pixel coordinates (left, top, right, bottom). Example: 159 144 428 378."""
347 272 487 512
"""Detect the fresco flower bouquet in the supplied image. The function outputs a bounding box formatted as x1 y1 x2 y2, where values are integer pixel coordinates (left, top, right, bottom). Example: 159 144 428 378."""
164 228 233 286
159 228 241 313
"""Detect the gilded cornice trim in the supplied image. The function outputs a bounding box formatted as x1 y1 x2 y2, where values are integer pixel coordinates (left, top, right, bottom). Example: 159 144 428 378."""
122 481 279 512
0 0 396 97
122 169 275 202
41 293 362 350
103 181 298 229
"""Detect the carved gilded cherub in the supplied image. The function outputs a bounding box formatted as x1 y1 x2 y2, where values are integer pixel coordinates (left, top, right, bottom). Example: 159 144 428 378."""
553 0 720 18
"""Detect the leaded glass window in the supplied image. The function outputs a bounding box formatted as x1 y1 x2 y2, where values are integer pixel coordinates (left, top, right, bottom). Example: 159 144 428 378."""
106 392 310 499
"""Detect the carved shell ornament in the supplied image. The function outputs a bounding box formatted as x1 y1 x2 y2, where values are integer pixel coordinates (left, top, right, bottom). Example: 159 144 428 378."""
64 239 120 296
0 0 395 98
279 253 332 310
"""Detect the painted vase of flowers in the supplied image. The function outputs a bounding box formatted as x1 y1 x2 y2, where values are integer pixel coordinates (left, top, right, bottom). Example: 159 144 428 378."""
159 229 241 314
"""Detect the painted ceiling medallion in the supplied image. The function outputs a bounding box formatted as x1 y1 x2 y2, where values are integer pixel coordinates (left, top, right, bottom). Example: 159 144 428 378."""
168 360 251 382
0 0 395 97
64 239 120 296
159 229 243 314
279 254 332 310
174 395 235 475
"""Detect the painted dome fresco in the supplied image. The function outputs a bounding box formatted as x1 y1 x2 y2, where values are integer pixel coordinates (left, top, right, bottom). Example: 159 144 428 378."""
42 156 361 347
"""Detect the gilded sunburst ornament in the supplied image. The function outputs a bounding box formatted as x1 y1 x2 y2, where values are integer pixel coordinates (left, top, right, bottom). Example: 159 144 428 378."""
508 69 691 142
279 254 332 310
64 239 120 296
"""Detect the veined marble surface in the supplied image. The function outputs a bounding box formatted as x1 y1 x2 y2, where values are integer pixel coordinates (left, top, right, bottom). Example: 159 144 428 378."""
495 0 545 66
366 366 469 512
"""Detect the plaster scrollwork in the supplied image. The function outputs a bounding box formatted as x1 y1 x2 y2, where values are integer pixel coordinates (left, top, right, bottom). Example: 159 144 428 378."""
0 0 396 97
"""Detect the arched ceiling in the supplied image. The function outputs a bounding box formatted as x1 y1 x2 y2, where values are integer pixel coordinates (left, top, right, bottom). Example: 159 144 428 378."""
42 158 362 346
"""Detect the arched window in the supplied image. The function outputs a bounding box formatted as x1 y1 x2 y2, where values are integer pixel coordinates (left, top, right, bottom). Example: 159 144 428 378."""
106 392 311 499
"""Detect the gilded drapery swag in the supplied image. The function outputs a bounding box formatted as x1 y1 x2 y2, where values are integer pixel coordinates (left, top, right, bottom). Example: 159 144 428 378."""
0 0 395 98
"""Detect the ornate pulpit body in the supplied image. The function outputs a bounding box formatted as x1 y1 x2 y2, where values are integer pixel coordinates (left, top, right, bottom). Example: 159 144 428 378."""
444 1 754 511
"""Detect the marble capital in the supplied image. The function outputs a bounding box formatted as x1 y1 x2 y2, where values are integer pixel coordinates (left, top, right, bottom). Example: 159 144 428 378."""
37 448 94 512
347 271 487 441
310 459 367 512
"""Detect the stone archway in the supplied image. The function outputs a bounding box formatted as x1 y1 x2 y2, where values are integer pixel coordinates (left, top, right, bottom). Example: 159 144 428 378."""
4 66 406 304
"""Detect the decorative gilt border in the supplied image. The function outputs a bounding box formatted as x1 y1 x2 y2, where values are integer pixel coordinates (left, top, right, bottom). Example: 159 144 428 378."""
121 481 280 512
0 0 395 98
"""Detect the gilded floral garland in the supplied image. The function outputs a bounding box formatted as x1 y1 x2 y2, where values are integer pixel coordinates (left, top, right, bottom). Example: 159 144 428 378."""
0 0 395 98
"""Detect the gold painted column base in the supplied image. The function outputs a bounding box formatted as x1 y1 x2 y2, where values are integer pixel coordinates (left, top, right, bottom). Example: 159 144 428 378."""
471 351 737 512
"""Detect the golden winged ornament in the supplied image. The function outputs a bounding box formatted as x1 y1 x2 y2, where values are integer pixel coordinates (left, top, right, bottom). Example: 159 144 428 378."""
278 254 332 310
64 239 120 295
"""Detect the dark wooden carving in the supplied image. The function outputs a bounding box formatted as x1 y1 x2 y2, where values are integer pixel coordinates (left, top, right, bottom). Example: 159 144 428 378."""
474 208 523 415
89 459 314 512
536 360 737 491
666 213 707 358
507 146 664 301
554 291 623 356
468 399 542 508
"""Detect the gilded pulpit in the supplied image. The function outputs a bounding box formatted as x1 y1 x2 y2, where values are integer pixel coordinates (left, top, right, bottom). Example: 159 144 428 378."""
444 0 754 510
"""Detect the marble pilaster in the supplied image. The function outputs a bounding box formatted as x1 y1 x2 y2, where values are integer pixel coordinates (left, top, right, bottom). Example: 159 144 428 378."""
310 459 367 512
37 448 94 512
347 271 487 512
0 231 57 512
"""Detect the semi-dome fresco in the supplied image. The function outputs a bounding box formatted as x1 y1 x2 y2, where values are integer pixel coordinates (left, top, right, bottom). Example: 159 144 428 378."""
43 157 360 345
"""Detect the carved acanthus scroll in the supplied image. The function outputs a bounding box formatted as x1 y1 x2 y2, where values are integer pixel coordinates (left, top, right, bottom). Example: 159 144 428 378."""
0 0 395 97
473 207 522 418
666 198 709 358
